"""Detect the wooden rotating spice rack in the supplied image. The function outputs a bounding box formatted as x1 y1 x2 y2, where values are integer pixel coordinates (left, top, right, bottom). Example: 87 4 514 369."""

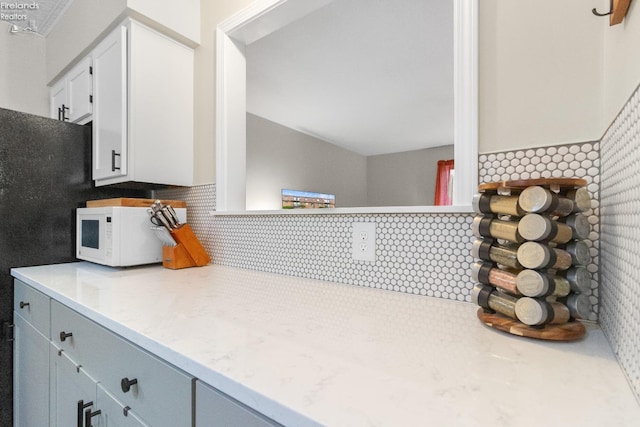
471 178 591 341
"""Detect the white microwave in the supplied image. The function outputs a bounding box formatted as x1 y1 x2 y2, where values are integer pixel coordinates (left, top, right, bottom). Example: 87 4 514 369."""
76 206 186 267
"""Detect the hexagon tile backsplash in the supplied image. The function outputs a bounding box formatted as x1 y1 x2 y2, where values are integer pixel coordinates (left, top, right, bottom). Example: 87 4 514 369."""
157 140 601 320
599 86 640 401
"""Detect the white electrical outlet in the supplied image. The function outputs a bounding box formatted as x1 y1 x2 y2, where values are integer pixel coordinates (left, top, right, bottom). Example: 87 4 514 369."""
352 222 376 262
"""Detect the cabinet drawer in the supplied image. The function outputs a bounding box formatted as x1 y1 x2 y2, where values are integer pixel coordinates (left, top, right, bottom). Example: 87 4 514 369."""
196 381 281 427
51 300 193 427
14 279 50 337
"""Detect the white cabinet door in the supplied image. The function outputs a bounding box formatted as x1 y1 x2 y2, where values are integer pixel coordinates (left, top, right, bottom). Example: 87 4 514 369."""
92 25 128 181
125 19 194 186
49 343 98 427
13 314 49 427
67 56 93 123
50 80 67 121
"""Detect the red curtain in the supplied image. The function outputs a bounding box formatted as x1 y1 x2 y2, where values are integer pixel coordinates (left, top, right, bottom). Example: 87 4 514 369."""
434 159 455 206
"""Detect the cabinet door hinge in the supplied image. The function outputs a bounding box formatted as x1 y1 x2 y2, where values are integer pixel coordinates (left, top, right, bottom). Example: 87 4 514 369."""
89 95 93 104
89 66 93 75
2 321 14 342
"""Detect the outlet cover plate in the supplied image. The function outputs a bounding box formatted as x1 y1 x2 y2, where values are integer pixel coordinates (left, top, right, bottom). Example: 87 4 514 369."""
352 222 376 262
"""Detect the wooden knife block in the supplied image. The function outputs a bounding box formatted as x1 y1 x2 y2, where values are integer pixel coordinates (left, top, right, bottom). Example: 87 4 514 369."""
162 224 211 269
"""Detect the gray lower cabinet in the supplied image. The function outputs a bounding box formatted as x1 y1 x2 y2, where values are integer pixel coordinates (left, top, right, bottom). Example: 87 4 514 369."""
49 341 149 427
50 300 193 427
13 315 49 427
195 381 280 427
13 279 193 427
13 281 50 427
14 279 284 427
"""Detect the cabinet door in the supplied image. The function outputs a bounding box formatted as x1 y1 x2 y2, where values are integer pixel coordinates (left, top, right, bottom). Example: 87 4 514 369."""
13 314 49 427
195 381 280 427
50 80 67 121
126 20 194 186
50 343 98 427
67 56 93 123
92 25 128 180
95 384 149 427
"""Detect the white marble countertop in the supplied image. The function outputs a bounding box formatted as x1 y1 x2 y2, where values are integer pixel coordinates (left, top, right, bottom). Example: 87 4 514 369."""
12 262 640 426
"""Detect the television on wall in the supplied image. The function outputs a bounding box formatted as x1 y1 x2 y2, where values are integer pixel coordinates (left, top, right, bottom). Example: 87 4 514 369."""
281 189 335 209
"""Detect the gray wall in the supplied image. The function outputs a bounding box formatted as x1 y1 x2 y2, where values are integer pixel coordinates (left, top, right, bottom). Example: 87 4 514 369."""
247 113 368 209
367 145 453 206
0 22 48 117
247 114 453 209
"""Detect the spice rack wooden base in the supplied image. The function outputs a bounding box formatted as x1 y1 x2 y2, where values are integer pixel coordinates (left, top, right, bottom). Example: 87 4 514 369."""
478 178 587 194
477 308 586 341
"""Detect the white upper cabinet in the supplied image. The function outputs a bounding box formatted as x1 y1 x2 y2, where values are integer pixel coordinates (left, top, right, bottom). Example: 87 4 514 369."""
49 57 93 124
49 18 194 187
92 19 194 186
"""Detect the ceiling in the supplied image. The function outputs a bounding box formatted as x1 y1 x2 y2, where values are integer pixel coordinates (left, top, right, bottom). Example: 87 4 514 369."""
245 0 453 157
2 0 72 36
